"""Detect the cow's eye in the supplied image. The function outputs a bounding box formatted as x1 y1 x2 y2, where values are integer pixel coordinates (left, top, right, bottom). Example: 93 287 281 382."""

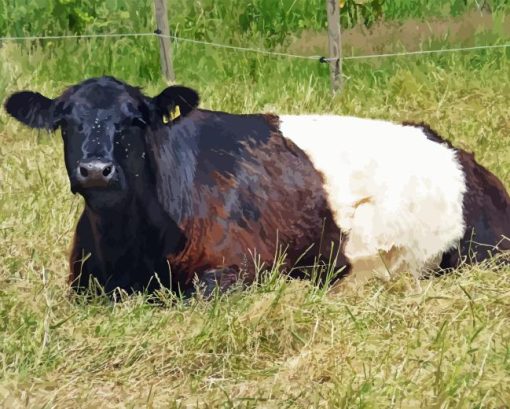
132 117 146 128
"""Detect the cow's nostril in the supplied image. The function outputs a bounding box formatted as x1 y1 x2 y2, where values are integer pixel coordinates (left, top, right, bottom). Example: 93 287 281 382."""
79 166 89 178
102 166 113 177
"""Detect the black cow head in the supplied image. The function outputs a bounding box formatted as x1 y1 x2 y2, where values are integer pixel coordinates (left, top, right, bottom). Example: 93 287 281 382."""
4 76 199 210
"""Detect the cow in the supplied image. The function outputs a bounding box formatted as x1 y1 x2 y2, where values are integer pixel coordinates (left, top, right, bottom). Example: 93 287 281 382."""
4 76 510 296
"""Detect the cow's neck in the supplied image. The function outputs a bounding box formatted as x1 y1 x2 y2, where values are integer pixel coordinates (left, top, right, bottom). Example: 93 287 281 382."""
84 191 184 290
146 116 200 223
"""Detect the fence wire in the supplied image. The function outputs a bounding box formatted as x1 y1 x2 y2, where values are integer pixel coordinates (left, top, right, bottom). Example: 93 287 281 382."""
0 31 508 62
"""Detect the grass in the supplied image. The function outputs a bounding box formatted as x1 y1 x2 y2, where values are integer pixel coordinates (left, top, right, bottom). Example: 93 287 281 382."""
1 3 510 408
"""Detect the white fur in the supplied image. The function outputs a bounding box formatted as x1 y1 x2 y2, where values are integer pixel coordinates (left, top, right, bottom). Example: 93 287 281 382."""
279 115 466 283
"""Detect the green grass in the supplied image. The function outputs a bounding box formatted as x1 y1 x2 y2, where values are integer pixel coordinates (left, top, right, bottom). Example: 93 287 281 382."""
1 3 510 408
2 0 509 44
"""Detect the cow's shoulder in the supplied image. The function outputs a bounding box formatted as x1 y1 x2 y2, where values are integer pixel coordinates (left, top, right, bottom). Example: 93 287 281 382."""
189 111 281 179
194 110 277 148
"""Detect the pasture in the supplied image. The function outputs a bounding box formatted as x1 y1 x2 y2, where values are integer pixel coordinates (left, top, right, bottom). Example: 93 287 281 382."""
1 1 510 407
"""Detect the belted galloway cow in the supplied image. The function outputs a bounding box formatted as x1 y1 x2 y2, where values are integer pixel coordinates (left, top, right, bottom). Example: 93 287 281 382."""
4 76 510 294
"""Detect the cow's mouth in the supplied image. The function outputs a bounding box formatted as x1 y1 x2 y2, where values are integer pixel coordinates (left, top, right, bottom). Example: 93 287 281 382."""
76 185 131 212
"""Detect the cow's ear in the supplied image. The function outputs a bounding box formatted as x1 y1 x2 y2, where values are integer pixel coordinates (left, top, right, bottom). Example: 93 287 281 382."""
4 91 56 129
153 85 199 123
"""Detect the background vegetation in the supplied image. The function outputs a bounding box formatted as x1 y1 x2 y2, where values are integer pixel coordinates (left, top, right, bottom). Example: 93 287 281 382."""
1 0 509 407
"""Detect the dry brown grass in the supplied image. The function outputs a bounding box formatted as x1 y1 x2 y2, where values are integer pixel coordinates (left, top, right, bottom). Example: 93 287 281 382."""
288 11 510 57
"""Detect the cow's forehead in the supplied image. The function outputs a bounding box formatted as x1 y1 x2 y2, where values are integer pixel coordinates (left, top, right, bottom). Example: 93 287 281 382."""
70 85 129 107
62 78 144 111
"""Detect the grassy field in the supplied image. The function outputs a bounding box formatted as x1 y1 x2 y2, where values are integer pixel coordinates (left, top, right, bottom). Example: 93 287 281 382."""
1 1 510 407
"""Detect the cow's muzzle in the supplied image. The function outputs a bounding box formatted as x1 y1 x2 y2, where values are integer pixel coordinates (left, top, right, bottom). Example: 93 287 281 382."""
76 159 117 189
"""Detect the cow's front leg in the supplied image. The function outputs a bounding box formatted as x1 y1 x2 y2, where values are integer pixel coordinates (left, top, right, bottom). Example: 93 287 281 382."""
68 212 104 294
194 266 241 299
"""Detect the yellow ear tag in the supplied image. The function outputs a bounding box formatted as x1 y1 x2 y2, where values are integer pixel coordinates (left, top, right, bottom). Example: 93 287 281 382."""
162 114 169 124
170 105 181 121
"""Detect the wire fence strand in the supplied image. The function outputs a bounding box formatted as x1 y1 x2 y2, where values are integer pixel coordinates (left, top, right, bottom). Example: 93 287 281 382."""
159 33 320 60
0 32 156 41
0 31 508 62
342 43 510 60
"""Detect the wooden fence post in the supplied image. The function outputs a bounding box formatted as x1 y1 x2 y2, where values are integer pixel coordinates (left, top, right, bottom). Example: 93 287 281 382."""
153 0 175 82
326 0 342 93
